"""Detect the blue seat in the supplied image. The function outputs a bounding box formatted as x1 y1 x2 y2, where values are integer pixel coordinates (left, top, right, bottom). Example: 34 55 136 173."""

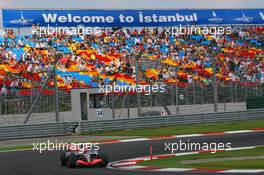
236 40 244 46
91 82 98 88
201 40 211 45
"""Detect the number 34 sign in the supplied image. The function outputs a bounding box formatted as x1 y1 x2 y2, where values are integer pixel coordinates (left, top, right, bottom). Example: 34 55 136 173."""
96 109 103 117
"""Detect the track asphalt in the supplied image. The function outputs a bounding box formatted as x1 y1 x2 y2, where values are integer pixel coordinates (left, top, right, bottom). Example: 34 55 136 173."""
0 131 263 175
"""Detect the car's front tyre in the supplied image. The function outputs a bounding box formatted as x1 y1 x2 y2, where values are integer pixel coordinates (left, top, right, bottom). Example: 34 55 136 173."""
60 151 67 166
97 152 109 168
67 154 78 168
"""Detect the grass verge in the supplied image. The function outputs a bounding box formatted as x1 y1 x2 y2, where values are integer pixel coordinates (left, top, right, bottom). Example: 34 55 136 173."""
81 119 264 136
0 137 133 152
192 159 264 169
0 145 32 152
139 147 264 169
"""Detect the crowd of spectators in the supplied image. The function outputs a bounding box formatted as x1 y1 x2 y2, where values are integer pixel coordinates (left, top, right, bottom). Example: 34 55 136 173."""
0 25 263 95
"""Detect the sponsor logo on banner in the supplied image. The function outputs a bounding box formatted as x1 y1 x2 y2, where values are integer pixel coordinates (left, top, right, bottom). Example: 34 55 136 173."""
234 11 253 22
208 11 223 22
260 12 264 20
8 10 34 25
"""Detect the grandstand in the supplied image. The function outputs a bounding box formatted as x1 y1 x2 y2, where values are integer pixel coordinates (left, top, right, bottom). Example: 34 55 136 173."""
0 8 263 125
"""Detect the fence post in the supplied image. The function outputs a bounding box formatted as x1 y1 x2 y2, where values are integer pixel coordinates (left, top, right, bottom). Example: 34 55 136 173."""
112 91 115 119
186 88 189 105
201 87 204 104
255 83 258 97
171 84 174 106
235 81 238 103
135 50 142 117
193 82 196 104
175 81 179 115
4 95 7 115
54 65 60 122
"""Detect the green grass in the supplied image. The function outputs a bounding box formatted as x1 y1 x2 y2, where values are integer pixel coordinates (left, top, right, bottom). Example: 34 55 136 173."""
139 147 264 169
0 137 133 152
0 145 33 152
81 119 264 136
192 159 264 169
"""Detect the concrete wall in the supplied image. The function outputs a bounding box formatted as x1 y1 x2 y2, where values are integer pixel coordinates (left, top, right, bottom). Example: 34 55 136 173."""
0 111 72 126
0 88 247 126
70 89 246 121
84 102 246 121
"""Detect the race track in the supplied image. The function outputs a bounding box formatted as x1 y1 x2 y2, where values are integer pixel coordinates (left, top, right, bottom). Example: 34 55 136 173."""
0 131 263 175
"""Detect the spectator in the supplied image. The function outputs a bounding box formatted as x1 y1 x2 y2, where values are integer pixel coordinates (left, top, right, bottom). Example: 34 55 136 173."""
1 85 7 96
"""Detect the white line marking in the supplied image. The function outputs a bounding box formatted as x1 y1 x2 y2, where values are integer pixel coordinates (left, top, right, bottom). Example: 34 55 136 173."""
222 170 264 173
120 138 150 142
225 130 252 134
0 148 32 153
174 134 203 138
152 168 195 172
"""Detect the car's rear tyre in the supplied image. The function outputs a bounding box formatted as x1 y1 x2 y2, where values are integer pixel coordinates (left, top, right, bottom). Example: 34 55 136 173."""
67 154 78 168
60 151 67 166
97 152 109 168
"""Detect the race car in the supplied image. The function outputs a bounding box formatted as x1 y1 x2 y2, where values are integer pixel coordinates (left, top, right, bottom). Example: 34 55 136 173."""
60 145 109 168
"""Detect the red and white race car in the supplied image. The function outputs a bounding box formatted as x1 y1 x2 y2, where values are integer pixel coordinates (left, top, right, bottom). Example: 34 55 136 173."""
60 144 109 168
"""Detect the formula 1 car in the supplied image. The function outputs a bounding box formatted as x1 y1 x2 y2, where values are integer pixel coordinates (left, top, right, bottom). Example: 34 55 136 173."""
60 145 109 168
